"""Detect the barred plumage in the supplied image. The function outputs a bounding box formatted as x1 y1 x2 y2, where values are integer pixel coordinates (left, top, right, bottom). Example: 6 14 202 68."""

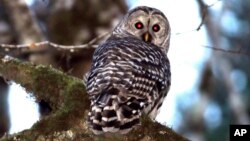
86 6 171 134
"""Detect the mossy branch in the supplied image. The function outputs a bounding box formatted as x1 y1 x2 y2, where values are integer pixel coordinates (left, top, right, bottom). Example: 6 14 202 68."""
0 54 189 141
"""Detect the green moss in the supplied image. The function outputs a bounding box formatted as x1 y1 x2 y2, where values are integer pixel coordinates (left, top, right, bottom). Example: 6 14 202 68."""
27 67 89 136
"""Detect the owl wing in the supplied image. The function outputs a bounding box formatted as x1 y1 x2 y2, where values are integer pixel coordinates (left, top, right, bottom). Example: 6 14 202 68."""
87 37 170 104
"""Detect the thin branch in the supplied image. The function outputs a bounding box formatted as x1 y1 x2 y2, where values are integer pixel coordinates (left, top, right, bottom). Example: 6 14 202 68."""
196 0 222 31
202 45 250 56
88 31 111 45
173 0 222 35
0 32 110 56
196 4 207 31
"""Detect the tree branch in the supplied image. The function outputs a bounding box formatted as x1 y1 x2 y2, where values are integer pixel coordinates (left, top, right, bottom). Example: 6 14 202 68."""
0 54 188 141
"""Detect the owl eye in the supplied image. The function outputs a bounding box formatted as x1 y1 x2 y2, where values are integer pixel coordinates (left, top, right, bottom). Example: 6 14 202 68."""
135 22 144 29
152 24 160 32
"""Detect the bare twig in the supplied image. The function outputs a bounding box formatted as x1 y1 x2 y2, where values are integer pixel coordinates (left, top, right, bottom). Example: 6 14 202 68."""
88 31 111 45
202 45 250 56
196 4 207 31
196 0 222 31
173 0 222 35
0 32 110 55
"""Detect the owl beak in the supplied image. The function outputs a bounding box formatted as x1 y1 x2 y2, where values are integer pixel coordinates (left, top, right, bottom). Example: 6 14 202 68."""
142 32 152 42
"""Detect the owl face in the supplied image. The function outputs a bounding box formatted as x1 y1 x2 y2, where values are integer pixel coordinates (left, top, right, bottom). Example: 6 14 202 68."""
114 6 170 52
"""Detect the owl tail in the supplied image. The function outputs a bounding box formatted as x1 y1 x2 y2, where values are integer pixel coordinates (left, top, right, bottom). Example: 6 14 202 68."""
87 89 145 134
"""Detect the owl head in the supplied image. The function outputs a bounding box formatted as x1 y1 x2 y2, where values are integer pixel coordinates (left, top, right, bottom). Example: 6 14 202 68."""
113 6 171 53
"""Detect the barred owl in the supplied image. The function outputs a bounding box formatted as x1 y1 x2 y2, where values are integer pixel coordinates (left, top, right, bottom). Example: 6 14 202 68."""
86 6 171 134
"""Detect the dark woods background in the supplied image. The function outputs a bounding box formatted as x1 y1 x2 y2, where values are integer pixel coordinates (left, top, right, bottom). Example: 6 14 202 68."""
0 0 127 137
0 0 250 141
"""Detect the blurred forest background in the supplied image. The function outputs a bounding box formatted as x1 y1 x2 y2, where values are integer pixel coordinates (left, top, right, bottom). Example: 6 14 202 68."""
0 0 250 141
